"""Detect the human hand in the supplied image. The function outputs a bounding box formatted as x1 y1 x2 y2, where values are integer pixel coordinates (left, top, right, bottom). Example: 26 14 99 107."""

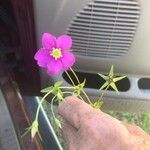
58 96 150 150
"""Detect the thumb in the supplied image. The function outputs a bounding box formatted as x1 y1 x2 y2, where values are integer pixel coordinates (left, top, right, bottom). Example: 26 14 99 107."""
62 120 78 150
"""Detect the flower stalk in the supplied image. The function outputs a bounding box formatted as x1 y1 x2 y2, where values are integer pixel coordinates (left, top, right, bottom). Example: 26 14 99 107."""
23 32 126 140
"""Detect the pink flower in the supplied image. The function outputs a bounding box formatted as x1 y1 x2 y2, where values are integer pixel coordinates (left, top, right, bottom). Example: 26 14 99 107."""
34 33 75 76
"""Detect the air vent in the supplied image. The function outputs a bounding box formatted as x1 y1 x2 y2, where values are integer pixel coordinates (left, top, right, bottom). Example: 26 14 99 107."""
62 71 130 91
67 0 140 58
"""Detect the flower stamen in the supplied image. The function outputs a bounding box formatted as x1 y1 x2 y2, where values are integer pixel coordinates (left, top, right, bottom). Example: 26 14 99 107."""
50 48 62 60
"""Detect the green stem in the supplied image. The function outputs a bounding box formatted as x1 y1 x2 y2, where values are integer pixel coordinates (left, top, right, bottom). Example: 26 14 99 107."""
60 86 75 89
62 91 84 101
65 71 75 87
61 86 84 100
70 67 92 104
62 91 74 95
81 89 92 105
78 95 84 101
64 70 85 100
69 67 80 84
98 85 110 101
35 91 52 121
21 126 32 137
50 95 57 120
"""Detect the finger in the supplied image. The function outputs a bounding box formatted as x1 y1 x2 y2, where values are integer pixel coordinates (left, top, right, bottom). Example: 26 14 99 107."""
124 123 146 136
58 96 94 129
62 120 78 150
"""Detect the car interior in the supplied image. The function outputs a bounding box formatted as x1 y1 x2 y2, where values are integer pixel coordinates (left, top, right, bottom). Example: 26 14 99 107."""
0 0 150 150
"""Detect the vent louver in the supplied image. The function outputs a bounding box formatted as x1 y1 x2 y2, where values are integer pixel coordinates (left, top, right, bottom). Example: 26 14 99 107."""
67 0 140 58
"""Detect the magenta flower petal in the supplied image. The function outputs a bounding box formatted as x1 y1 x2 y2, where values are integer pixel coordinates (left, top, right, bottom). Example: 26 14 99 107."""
56 35 72 51
61 52 75 69
34 33 76 76
42 33 56 50
47 60 63 76
34 48 52 68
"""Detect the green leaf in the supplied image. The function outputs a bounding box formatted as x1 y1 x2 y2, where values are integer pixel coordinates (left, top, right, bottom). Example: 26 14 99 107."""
113 76 126 82
92 100 103 109
100 81 109 90
40 86 53 93
109 65 114 77
98 73 108 80
54 81 63 87
110 82 119 93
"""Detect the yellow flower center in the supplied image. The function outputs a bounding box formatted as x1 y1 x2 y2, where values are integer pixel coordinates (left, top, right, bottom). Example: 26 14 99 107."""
50 48 62 60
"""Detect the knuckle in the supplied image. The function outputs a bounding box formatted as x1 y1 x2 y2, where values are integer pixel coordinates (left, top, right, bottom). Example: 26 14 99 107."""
80 112 97 131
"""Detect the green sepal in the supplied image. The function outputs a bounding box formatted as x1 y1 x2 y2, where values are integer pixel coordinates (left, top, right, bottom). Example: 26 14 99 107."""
52 81 64 100
113 76 126 82
98 73 108 80
56 90 64 100
54 81 63 87
40 86 53 93
54 118 62 129
110 82 119 94
30 120 39 139
41 81 64 100
98 65 126 94
74 79 86 96
100 81 109 90
92 100 103 109
109 65 114 77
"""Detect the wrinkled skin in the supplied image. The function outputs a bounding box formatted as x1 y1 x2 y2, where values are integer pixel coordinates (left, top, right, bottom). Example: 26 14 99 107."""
58 96 150 150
